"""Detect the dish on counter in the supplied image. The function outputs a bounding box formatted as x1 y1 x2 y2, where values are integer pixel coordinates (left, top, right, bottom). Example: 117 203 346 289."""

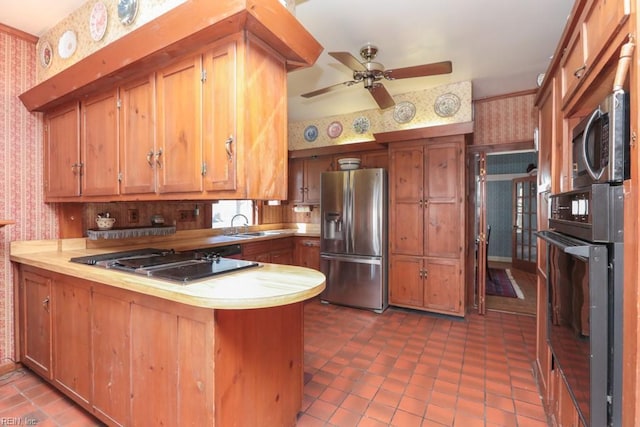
303 125 318 142
89 1 108 41
118 0 139 26
58 30 77 59
327 121 343 138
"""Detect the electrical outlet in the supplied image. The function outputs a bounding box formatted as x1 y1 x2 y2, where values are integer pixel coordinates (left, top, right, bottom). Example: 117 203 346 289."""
179 210 196 222
128 209 139 223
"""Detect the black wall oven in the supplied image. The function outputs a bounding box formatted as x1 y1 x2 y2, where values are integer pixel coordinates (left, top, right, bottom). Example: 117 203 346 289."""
538 184 623 426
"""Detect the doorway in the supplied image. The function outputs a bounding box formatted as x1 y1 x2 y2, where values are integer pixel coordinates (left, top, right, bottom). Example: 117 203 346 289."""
468 148 538 316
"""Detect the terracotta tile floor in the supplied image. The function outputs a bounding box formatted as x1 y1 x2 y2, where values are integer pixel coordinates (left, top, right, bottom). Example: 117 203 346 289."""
0 298 549 426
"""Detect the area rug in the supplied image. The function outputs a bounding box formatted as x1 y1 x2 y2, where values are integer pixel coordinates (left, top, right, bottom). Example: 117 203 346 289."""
487 268 524 299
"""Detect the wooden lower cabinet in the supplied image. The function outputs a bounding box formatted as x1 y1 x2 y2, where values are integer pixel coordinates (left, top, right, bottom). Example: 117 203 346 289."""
294 237 320 270
389 255 462 314
20 269 52 379
16 265 304 427
242 238 294 265
52 277 91 403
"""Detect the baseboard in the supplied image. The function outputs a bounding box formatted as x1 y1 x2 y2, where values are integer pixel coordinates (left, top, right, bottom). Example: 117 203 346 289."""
488 256 512 263
0 360 17 376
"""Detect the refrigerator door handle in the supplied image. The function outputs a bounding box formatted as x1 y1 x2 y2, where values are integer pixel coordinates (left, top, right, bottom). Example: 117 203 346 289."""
320 254 382 265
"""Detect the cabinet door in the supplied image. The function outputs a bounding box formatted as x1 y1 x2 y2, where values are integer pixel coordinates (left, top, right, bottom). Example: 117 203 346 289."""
288 158 304 203
120 75 156 195
295 237 320 270
423 258 462 315
156 56 203 194
44 103 81 198
53 277 91 403
21 270 52 379
304 157 333 204
81 90 120 196
203 41 237 192
92 291 131 426
424 143 462 259
361 150 389 170
271 249 293 265
390 147 424 254
389 255 423 307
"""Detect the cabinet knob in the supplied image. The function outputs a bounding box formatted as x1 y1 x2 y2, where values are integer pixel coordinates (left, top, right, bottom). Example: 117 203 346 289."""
146 150 154 166
42 297 50 312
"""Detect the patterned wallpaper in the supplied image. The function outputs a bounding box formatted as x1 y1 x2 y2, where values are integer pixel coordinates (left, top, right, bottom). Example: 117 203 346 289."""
473 92 537 145
288 81 472 150
0 30 59 368
36 0 186 82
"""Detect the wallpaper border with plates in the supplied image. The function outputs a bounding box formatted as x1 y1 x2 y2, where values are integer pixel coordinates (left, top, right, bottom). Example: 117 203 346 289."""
35 0 187 83
288 81 472 151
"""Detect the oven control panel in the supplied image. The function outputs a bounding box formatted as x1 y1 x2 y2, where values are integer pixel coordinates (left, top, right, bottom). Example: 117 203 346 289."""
549 184 623 243
551 190 591 223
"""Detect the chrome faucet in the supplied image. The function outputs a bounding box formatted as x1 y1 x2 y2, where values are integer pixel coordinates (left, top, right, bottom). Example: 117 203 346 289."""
230 214 249 234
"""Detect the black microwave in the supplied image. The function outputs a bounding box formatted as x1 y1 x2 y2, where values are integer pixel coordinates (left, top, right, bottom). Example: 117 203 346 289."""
572 90 630 189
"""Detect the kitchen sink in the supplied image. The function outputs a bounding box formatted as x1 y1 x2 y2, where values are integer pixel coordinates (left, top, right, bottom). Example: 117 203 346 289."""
232 230 284 238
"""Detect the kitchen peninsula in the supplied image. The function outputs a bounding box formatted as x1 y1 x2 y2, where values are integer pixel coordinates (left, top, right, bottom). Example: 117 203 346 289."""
11 235 325 427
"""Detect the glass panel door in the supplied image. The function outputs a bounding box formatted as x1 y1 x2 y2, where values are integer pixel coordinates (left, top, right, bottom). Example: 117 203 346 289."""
512 176 537 273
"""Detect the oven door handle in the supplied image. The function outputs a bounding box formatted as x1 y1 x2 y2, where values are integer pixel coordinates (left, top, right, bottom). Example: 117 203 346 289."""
535 230 600 260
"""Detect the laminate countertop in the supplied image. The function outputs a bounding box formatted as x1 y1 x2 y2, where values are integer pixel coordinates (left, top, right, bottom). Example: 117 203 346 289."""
10 230 325 310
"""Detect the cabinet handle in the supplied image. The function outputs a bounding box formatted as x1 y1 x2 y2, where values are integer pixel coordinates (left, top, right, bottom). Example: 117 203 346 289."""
155 149 163 169
71 163 83 174
225 136 234 160
573 64 586 79
42 296 50 312
146 150 154 166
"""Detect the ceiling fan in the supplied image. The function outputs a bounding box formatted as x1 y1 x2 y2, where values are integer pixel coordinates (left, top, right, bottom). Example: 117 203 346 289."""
301 44 452 109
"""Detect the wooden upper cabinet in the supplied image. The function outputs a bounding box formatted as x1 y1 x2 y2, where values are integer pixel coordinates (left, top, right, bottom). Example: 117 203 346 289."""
43 103 81 199
119 75 157 195
155 55 204 194
203 40 237 192
361 150 389 170
288 156 332 205
81 90 120 197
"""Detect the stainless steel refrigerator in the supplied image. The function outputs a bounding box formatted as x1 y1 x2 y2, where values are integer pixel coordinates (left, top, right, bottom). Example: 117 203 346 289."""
320 168 388 312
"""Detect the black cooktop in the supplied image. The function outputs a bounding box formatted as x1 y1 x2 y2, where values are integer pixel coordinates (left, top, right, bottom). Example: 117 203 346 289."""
70 246 259 284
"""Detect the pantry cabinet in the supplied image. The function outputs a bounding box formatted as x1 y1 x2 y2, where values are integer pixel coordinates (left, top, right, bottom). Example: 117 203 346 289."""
389 136 465 316
43 103 80 199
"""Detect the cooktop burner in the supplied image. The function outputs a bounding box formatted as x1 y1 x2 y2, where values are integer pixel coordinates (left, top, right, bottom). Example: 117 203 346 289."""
70 246 259 283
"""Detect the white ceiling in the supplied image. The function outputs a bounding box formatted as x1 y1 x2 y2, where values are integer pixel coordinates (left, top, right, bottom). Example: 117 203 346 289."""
3 0 575 122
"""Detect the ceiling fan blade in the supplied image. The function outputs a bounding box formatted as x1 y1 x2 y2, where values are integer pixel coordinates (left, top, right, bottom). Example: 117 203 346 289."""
386 61 452 79
368 83 395 109
301 81 357 98
329 52 366 71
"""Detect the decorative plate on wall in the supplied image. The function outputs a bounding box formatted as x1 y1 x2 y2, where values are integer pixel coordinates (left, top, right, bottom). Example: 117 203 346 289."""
304 125 318 142
327 121 343 138
434 93 461 117
352 116 370 134
393 101 416 123
58 30 77 59
89 1 109 41
118 0 139 26
40 41 53 68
